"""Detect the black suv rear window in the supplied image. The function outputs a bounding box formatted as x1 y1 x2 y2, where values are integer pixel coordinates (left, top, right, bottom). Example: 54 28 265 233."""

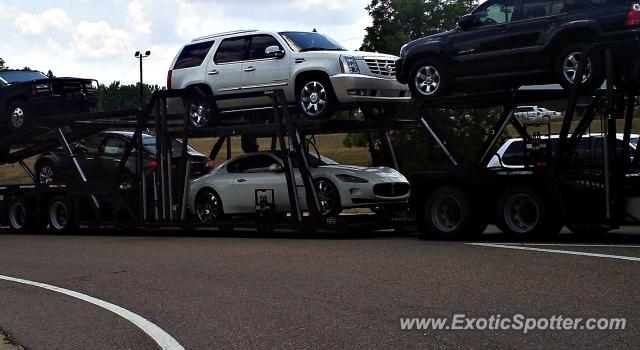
215 37 248 64
173 41 215 70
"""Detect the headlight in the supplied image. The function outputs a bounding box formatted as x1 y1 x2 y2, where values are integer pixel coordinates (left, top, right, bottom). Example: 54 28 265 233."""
340 56 360 74
336 174 368 183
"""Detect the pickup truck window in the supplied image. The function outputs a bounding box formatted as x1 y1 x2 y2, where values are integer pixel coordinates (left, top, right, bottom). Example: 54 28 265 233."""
0 71 48 83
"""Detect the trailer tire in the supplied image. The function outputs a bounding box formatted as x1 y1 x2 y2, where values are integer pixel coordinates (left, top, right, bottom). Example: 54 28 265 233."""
47 196 74 233
6 197 31 232
496 186 561 238
419 186 485 240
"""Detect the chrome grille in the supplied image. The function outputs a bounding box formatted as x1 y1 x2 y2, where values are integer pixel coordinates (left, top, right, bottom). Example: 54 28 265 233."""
364 58 396 77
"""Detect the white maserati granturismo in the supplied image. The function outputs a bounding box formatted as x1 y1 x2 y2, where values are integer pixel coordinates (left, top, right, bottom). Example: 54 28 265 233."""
188 151 410 223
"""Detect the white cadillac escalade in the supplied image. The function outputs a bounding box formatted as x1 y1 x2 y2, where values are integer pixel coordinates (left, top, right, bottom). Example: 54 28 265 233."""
168 30 410 127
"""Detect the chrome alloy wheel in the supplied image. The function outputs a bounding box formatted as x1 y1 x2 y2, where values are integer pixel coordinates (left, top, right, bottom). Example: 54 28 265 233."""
563 52 592 84
38 165 55 184
10 107 25 129
189 101 211 128
315 180 338 216
300 81 327 118
414 65 441 96
196 191 222 224
430 194 462 233
503 194 540 234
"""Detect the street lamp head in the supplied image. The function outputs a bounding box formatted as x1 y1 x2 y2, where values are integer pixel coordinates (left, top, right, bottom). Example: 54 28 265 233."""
135 51 141 57
145 51 151 56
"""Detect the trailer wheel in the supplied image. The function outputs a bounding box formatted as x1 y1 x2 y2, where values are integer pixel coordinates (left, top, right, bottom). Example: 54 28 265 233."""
47 196 74 233
420 186 485 240
496 186 561 238
185 96 215 128
195 189 224 224
7 197 30 232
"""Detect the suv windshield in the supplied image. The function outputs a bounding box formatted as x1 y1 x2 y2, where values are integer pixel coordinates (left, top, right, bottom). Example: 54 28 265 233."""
0 71 48 83
279 32 346 52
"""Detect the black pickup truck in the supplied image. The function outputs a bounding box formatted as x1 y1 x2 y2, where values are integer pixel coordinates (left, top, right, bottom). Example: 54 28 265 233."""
0 70 99 132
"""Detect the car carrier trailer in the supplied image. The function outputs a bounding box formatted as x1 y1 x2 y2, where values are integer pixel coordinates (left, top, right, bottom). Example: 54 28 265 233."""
412 40 640 239
0 88 413 234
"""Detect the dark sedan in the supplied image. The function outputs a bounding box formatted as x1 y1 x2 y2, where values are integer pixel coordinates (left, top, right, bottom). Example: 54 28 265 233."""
0 70 98 132
34 131 210 183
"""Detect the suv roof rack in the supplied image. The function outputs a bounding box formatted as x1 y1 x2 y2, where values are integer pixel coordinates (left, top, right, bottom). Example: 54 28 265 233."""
191 30 258 42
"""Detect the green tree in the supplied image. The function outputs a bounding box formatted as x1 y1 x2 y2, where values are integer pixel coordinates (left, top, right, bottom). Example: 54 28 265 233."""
352 0 504 172
46 70 55 78
97 81 159 111
0 58 6 70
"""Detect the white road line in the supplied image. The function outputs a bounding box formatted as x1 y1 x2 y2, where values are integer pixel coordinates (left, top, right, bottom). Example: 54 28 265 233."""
468 243 640 262
483 243 640 248
0 274 184 350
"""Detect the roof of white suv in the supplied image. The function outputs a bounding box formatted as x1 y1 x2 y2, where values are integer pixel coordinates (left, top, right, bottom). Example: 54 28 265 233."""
191 29 258 43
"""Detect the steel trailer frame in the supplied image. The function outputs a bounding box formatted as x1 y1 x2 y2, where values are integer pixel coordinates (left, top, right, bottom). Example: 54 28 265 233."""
0 88 412 234
412 39 640 237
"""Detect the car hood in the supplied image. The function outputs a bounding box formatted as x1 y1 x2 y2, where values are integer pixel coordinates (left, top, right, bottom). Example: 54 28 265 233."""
402 30 455 56
316 164 408 181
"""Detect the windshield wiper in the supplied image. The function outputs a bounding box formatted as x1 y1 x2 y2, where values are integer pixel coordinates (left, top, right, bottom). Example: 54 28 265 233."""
299 47 346 52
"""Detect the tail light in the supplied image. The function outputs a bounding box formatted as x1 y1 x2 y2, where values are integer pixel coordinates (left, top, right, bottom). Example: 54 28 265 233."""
167 70 173 90
31 82 37 95
205 160 216 173
626 3 640 27
147 160 158 169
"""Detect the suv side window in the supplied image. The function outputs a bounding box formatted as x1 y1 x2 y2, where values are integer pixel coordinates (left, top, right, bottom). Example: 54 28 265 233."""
502 140 525 166
103 136 128 156
519 0 564 19
174 41 215 70
247 35 283 60
214 37 248 64
474 0 516 26
77 135 104 155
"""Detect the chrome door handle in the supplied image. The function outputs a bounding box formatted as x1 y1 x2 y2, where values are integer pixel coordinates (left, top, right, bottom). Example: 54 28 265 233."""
243 66 256 72
237 178 247 183
208 70 219 76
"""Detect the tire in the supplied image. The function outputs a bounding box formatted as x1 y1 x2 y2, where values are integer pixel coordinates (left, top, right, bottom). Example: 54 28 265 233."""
496 186 562 238
296 76 336 120
555 44 604 91
185 95 215 128
315 179 342 216
408 58 450 99
47 196 74 233
36 161 57 184
6 197 30 232
6 100 30 132
361 106 399 120
419 186 486 240
195 189 224 224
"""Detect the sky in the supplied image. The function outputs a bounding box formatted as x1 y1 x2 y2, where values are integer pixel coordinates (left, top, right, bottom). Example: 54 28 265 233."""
0 0 372 86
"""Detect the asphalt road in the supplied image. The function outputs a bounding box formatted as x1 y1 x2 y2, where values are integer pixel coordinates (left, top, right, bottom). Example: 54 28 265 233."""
0 228 638 350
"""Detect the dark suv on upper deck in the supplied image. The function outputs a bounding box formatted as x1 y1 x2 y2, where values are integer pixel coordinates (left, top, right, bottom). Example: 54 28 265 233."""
396 0 640 99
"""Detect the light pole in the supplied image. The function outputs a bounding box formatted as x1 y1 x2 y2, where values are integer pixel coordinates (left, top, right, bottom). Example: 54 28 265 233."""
135 50 151 106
